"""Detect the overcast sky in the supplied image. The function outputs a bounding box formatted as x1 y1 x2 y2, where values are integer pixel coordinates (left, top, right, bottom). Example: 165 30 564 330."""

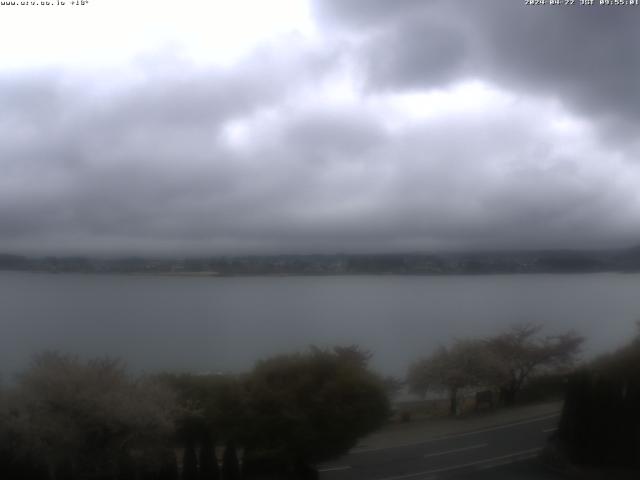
1 0 639 255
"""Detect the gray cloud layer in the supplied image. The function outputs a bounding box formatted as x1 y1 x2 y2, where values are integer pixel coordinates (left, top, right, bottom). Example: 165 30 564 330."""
1 1 640 255
318 0 640 127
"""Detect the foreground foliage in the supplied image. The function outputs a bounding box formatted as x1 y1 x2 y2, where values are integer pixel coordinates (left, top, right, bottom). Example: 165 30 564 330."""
1 352 178 479
557 327 640 469
407 324 583 414
243 346 390 469
1 346 390 479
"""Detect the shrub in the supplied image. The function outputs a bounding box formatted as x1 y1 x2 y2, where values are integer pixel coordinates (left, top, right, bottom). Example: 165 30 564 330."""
242 347 390 469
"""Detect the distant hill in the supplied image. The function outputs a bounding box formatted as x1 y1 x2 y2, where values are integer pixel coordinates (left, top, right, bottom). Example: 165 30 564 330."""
1 246 640 276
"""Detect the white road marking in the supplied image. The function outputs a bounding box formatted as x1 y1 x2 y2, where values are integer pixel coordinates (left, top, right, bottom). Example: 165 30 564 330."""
350 412 560 454
318 465 351 472
475 447 543 470
423 443 487 458
542 427 557 433
372 447 543 480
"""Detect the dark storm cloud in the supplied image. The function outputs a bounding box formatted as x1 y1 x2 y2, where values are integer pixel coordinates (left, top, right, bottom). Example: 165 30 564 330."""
364 18 469 90
470 1 640 129
313 0 429 28
316 0 640 127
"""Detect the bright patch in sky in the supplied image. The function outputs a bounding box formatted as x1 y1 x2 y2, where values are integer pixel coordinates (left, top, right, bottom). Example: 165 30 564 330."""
387 82 514 120
0 0 315 69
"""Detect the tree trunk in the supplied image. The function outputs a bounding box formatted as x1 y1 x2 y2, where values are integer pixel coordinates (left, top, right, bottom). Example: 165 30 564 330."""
199 434 218 480
221 442 239 480
500 386 517 406
47 462 57 480
183 442 198 480
449 387 458 416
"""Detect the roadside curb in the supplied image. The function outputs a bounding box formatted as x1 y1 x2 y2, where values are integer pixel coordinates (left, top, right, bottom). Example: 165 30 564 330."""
474 447 543 471
351 406 562 454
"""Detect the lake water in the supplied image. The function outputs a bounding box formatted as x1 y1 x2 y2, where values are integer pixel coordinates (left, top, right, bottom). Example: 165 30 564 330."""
1 271 639 379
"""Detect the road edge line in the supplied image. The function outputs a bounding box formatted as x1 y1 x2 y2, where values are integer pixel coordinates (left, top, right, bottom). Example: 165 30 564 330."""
351 411 560 454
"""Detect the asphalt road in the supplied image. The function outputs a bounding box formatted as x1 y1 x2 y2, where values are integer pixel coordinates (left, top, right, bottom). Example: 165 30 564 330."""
318 413 563 480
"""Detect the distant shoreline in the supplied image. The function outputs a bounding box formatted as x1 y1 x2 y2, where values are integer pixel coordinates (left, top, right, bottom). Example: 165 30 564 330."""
1 268 638 278
2 248 639 277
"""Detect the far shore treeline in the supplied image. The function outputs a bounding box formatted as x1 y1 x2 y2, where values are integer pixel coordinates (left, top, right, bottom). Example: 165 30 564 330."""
1 245 640 276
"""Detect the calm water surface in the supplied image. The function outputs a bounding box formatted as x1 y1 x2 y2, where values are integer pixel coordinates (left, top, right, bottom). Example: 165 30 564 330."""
1 271 639 377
